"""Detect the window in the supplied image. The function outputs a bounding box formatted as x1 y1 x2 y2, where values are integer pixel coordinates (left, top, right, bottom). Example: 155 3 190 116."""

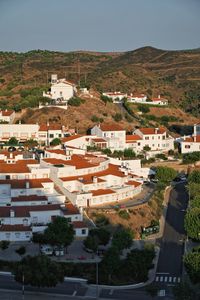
185 145 190 149
6 175 10 180
81 229 86 235
162 136 165 140
5 233 10 239
49 134 54 138
145 137 149 140
15 233 20 238
25 232 31 237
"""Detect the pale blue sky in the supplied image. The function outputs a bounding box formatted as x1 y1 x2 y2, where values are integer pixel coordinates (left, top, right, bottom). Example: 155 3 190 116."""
0 0 199 52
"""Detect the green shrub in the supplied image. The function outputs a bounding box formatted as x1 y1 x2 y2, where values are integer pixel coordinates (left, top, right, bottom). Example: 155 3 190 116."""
112 113 122 122
68 97 85 106
0 240 10 250
118 210 130 220
15 246 26 256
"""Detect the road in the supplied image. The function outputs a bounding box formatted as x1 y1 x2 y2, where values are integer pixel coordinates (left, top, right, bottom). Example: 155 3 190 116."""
0 183 188 300
155 183 188 285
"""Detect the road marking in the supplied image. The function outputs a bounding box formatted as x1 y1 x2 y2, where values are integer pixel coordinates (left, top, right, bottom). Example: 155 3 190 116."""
169 277 172 282
72 291 77 296
177 277 181 283
109 290 113 295
164 276 168 282
173 277 176 283
155 276 159 282
160 276 163 282
156 272 169 275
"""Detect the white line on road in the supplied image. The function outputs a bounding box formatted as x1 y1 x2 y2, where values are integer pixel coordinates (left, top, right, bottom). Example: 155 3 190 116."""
160 276 163 282
177 277 181 283
164 277 168 282
156 272 169 275
169 277 172 282
109 290 113 295
155 276 159 282
72 291 77 296
173 277 176 283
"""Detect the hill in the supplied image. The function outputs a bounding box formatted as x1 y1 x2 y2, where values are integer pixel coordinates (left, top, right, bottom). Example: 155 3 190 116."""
0 46 199 131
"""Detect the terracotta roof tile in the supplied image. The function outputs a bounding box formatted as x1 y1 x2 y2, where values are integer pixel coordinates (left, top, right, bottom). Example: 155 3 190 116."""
126 135 141 142
99 123 124 132
138 127 166 135
0 225 31 232
91 188 115 196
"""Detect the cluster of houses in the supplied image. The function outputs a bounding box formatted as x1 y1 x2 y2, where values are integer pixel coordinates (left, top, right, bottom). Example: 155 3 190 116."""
0 120 199 242
102 92 168 106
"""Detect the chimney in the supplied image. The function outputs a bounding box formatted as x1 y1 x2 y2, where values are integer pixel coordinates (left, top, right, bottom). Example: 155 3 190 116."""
194 136 197 142
10 153 13 159
158 94 161 99
155 128 159 134
194 124 197 137
47 121 49 127
10 209 15 218
26 182 30 189
19 120 21 124
93 176 98 184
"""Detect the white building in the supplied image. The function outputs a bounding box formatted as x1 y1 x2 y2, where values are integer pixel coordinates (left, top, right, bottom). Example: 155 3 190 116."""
127 93 147 103
180 124 200 154
91 124 126 151
130 127 174 154
0 110 15 124
103 92 127 103
150 95 168 105
43 75 76 102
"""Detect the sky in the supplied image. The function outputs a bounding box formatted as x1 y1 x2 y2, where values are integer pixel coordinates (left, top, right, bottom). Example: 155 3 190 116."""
0 0 199 53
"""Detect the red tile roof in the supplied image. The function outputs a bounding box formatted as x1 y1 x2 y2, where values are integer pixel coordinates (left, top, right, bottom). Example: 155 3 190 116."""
60 163 126 182
92 138 107 143
62 134 83 143
45 149 66 155
39 124 62 131
72 221 88 229
0 204 61 218
126 181 142 187
99 123 124 132
11 195 48 202
0 178 52 189
0 225 31 232
61 203 80 215
183 136 200 143
91 188 115 196
43 154 101 169
138 127 166 135
0 160 38 174
0 110 14 116
126 135 141 142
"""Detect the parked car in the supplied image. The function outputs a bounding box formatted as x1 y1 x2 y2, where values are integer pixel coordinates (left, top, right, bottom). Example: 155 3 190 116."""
40 245 54 256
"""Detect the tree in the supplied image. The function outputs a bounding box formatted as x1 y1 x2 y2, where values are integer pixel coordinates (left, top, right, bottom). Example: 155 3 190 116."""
184 208 200 240
14 255 64 288
7 137 18 145
102 148 112 155
50 138 61 146
112 113 122 122
173 281 196 300
188 170 200 184
112 228 133 252
138 105 150 113
123 148 136 159
191 196 200 208
143 145 151 152
100 246 121 282
83 235 98 252
24 139 38 149
183 251 200 284
100 94 112 105
90 228 111 246
155 166 177 184
43 216 75 248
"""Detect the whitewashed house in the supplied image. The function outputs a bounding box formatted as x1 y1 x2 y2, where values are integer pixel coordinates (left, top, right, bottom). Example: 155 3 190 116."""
91 124 126 151
43 74 76 102
0 110 15 124
131 127 174 154
180 123 200 154
127 93 147 103
102 92 127 103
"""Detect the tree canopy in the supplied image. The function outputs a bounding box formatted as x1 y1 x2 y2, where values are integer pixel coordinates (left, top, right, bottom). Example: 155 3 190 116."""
50 138 61 146
188 170 200 184
183 251 200 284
112 228 133 252
14 255 64 288
155 166 177 184
184 208 200 241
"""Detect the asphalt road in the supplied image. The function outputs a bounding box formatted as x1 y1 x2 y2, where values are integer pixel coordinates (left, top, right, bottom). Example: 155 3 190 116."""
0 183 188 300
155 183 188 285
